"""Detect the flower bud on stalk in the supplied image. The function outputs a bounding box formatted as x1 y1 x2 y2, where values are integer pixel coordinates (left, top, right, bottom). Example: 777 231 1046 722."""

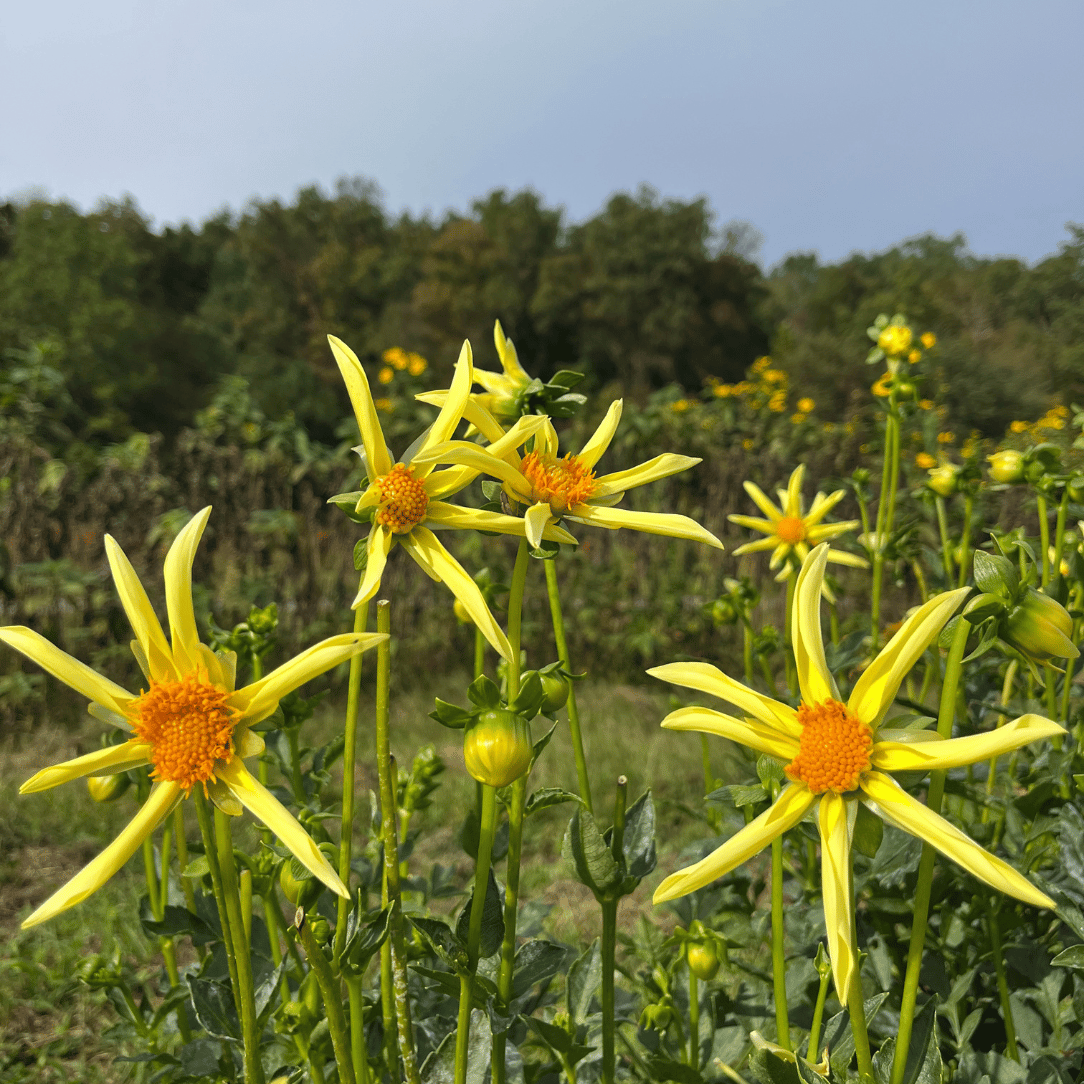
87 773 131 802
987 449 1025 484
686 940 721 981
463 709 533 788
1004 588 1079 663
926 464 959 498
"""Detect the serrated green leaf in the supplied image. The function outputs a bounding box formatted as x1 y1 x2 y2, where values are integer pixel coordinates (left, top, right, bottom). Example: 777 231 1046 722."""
525 787 584 817
455 869 505 959
563 807 621 897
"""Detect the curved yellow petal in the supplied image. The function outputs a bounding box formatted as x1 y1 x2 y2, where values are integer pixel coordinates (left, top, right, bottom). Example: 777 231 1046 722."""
216 760 348 898
803 488 846 527
792 546 839 705
860 771 1053 909
871 714 1065 773
593 454 702 498
732 536 783 556
742 481 783 521
728 514 777 536
352 527 395 608
494 319 530 383
21 781 183 928
329 335 393 481
0 626 134 717
823 547 869 569
568 504 724 550
807 521 861 543
426 502 577 545
21 740 151 794
648 661 800 737
416 340 472 463
661 706 799 762
207 777 243 816
416 391 507 444
162 506 212 675
653 784 815 902
104 536 176 682
818 793 858 1005
783 465 805 516
847 587 969 727
577 400 623 470
525 502 554 548
233 632 386 725
400 527 513 661
414 441 530 495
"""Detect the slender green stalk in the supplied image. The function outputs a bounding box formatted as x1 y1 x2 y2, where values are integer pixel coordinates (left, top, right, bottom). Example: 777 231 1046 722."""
987 900 1019 1060
297 912 356 1084
473 626 486 680
891 617 969 1084
335 597 370 960
372 602 421 1084
1052 487 1070 586
544 556 592 812
870 408 900 647
194 793 241 1013
1037 493 1051 585
142 835 161 918
806 961 829 1063
601 777 628 1084
286 729 306 805
956 494 974 589
770 829 789 1049
687 968 700 1068
742 623 754 685
347 976 371 1084
845 974 875 1083
174 806 197 913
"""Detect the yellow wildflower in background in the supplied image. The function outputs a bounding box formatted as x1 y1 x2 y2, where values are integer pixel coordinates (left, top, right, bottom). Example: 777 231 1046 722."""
414 400 724 551
871 373 892 397
378 367 395 385
878 324 913 358
796 397 815 414
752 356 772 374
671 400 691 414
374 398 394 413
921 332 937 349
713 384 735 398
764 369 787 386
650 545 1061 1003
908 350 922 364
329 336 576 661
742 438 754 450
1009 420 1028 434
915 452 937 469
383 347 409 371
407 352 428 376
919 399 934 411
768 391 787 412
1 508 386 927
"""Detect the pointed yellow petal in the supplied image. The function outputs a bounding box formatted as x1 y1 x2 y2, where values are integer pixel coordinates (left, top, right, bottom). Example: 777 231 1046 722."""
728 514 777 536
577 400 623 470
525 502 553 548
0 626 134 717
329 335 393 481
352 527 395 607
661 706 799 762
818 793 858 1005
653 785 815 902
216 760 348 897
742 481 783 521
416 391 507 444
803 488 845 527
861 771 1054 909
784 465 805 516
426 502 577 545
413 440 529 494
593 454 702 498
647 661 800 737
21 740 150 794
823 547 869 569
423 465 480 501
568 504 724 550
400 527 513 661
416 340 472 460
104 536 176 682
162 506 212 675
21 782 182 928
732 536 783 556
494 319 530 382
207 777 244 815
234 632 386 725
871 713 1065 772
792 546 839 705
234 726 266 759
848 587 969 727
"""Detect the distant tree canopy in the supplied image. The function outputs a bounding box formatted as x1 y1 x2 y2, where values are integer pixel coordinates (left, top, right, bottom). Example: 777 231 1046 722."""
1 178 1081 448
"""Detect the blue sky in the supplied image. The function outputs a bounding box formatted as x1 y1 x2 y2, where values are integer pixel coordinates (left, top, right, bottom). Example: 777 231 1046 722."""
3 0 1081 268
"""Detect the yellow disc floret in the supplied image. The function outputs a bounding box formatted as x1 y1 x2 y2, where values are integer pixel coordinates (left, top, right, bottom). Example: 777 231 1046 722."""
520 451 597 513
375 464 429 533
132 672 238 794
775 516 806 545
785 699 872 794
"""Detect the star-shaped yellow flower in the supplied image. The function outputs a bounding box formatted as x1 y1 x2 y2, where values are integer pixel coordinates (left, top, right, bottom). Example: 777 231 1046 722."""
329 336 576 661
1 508 386 928
649 544 1062 1003
412 399 724 551
729 464 866 588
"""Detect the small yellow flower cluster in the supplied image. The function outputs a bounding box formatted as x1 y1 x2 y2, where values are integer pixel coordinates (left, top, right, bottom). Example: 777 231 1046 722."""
381 347 429 378
670 399 691 414
915 451 937 469
1007 403 1069 440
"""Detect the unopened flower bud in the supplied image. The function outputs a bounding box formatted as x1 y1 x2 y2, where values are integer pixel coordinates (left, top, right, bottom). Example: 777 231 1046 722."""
987 450 1025 484
686 941 721 981
463 709 533 788
87 773 130 802
1004 588 1079 662
453 599 474 626
926 464 959 498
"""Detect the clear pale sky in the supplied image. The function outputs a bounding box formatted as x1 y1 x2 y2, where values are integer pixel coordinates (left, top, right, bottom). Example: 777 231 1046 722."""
3 0 1081 268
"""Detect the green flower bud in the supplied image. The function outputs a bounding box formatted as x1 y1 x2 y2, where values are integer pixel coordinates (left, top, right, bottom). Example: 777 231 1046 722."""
639 1001 674 1032
926 464 959 498
280 861 323 910
1068 473 1084 503
538 670 569 713
86 773 130 803
686 941 721 981
710 598 738 626
463 709 533 788
1004 588 1079 662
987 449 1025 484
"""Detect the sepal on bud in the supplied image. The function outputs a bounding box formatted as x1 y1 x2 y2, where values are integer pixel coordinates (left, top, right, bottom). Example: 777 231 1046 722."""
1004 588 1079 663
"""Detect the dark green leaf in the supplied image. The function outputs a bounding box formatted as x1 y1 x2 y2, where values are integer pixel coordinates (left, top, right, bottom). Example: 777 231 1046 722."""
186 975 240 1041
420 1008 490 1083
622 790 657 879
525 787 585 817
139 896 217 946
455 870 505 959
563 807 621 897
853 802 884 859
511 940 569 1002
566 938 601 1024
411 916 468 972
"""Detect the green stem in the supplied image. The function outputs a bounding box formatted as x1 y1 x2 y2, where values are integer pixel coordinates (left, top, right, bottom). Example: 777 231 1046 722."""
600 778 628 1084
987 900 1019 1060
956 494 974 589
891 616 968 1084
742 623 754 686
1037 493 1051 586
544 557 593 812
335 597 370 961
287 729 306 805
806 961 829 1063
174 805 197 914
194 793 241 1014
687 969 700 1068
347 975 371 1084
770 802 790 1050
297 911 356 1084
846 973 875 1083
1052 487 1069 587
473 626 485 680
871 408 900 647
373 602 421 1084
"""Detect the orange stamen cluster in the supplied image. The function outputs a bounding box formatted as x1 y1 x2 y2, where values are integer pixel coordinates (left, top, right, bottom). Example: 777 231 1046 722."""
132 672 238 794
375 463 429 533
520 451 597 513
776 515 806 545
785 698 872 794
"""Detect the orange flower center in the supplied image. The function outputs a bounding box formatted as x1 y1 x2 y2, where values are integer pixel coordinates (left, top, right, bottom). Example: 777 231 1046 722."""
785 699 872 795
520 451 597 513
131 672 238 794
776 516 806 545
375 464 429 534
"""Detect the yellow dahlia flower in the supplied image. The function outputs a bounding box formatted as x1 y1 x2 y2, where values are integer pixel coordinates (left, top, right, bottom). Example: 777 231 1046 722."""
412 399 724 551
728 465 867 589
650 545 1062 1003
329 336 575 662
2 508 385 928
